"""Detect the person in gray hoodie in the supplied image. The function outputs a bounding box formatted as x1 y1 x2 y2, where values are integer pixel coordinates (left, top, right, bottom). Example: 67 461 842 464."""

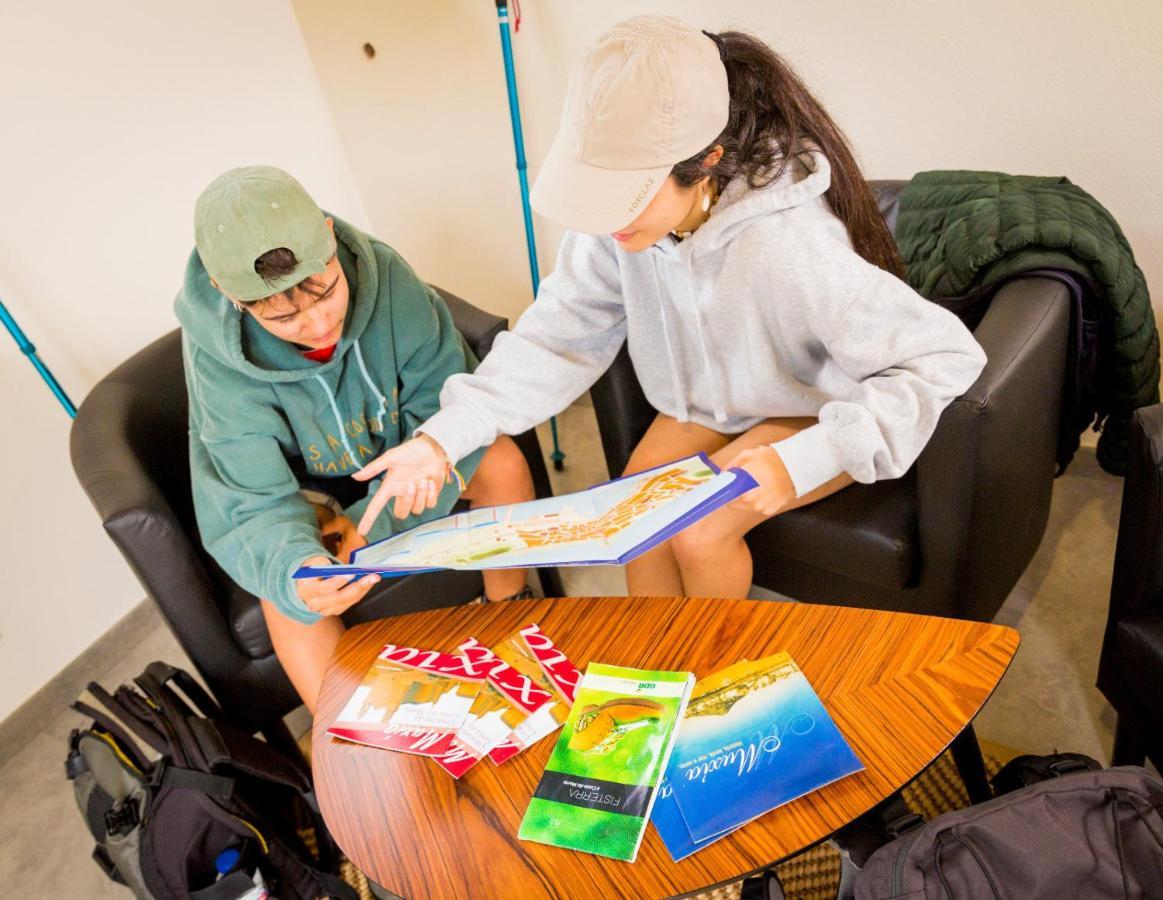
353 16 987 600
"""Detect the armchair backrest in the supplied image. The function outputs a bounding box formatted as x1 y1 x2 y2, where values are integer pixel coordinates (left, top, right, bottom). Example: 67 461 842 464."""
71 329 200 552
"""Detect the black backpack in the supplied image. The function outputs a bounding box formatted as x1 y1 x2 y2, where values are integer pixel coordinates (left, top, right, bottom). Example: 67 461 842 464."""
853 754 1163 899
66 661 357 900
741 753 1163 900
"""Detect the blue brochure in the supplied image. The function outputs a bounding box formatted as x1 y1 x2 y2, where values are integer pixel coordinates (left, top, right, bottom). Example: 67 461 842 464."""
295 453 756 579
654 654 863 855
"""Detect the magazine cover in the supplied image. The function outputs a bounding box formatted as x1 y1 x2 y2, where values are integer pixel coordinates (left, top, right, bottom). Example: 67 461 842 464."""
518 663 694 862
295 454 757 578
433 637 554 778
326 644 485 757
489 623 581 765
663 653 863 846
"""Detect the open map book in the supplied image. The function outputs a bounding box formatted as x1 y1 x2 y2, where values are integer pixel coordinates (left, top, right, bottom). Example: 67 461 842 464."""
294 453 756 579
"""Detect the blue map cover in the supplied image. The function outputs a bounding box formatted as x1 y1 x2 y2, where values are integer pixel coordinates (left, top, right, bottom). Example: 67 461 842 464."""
654 654 863 853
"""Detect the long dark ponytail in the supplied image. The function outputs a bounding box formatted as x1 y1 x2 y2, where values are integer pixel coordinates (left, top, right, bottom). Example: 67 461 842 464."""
672 30 905 278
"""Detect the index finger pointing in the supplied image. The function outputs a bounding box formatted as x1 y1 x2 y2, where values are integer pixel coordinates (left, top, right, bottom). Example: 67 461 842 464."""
357 478 413 535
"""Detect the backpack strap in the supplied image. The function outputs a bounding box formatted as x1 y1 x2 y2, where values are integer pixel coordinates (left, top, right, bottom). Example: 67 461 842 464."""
88 682 169 755
143 661 225 720
70 701 152 774
191 718 312 794
991 752 1103 796
159 765 235 801
132 670 208 771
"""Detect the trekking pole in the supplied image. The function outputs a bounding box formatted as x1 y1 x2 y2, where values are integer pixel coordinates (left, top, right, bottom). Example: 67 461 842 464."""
493 0 566 471
0 296 77 417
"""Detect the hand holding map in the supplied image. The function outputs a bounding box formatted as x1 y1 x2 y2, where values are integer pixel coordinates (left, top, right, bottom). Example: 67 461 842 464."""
296 454 757 580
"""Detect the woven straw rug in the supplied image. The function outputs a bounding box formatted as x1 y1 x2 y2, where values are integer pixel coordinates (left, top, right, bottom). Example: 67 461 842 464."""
302 736 1012 900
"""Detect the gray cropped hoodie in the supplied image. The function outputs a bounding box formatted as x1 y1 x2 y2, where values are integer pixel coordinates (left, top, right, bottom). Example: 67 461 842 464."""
419 149 987 497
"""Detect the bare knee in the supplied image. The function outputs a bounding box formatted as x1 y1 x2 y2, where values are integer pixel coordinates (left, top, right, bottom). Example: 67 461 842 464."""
669 519 722 568
469 435 534 504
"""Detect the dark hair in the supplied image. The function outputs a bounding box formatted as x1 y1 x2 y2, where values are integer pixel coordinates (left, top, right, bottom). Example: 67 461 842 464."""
672 31 905 278
248 247 329 307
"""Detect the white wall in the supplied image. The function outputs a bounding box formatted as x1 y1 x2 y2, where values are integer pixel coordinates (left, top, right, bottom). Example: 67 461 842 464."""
0 2 367 720
6 0 1160 717
290 0 1163 329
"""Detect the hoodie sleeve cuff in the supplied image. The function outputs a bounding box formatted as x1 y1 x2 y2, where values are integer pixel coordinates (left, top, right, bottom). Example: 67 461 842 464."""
770 424 847 498
268 548 325 625
415 405 491 467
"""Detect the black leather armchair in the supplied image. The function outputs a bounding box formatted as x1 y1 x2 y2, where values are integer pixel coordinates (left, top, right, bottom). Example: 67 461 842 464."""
588 181 1072 622
70 288 563 749
1097 404 1163 769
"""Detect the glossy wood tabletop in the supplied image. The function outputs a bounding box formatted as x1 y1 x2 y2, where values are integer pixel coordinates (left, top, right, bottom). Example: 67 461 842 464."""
312 597 1018 900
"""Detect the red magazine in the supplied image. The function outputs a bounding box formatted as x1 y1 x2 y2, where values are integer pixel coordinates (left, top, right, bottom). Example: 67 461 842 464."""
327 644 486 756
488 623 582 765
434 637 554 778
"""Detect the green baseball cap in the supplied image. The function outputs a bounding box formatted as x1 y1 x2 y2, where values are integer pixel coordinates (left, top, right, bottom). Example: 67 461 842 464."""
193 166 336 302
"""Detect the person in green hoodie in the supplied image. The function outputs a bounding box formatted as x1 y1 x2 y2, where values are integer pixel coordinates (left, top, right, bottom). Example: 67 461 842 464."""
176 166 534 712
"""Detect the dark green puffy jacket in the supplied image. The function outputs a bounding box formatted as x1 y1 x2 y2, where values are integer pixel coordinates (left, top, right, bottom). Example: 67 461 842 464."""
896 170 1158 474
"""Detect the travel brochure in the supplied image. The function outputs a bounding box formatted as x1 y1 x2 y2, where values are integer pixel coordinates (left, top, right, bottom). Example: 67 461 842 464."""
328 624 581 776
518 663 695 862
329 632 863 863
295 453 757 579
652 654 864 860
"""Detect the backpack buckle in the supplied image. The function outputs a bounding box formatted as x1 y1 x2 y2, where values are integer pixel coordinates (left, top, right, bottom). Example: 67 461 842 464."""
103 798 140 836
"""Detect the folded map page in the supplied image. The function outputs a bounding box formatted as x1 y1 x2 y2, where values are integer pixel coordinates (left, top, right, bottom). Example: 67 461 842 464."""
294 453 757 579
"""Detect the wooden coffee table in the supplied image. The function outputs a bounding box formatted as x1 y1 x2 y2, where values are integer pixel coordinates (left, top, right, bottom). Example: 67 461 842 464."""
312 597 1018 899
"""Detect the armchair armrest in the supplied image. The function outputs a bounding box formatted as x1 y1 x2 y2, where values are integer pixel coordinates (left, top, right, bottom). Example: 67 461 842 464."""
70 333 259 709
1106 404 1163 626
915 276 1071 619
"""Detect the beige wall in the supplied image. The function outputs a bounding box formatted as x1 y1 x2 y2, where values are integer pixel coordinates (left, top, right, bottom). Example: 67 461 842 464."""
0 1 366 720
291 0 1163 330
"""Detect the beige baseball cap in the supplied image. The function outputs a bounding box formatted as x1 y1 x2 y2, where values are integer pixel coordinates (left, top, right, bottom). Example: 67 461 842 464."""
530 15 729 235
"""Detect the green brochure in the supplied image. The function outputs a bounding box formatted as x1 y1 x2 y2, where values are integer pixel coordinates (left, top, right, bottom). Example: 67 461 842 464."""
518 662 694 862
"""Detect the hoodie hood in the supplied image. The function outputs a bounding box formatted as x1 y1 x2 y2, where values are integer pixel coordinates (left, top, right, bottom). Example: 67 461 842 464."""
650 146 833 263
174 215 378 383
635 147 833 424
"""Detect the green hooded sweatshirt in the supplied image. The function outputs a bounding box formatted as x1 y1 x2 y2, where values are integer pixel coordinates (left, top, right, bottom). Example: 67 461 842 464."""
175 216 484 624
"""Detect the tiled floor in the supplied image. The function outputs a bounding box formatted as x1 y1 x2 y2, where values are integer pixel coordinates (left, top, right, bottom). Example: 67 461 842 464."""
0 397 1139 896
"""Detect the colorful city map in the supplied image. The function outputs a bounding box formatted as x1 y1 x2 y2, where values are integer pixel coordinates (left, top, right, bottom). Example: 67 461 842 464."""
294 453 757 578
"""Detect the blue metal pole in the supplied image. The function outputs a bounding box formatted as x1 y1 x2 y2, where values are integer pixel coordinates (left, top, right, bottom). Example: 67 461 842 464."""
0 297 77 418
495 1 565 471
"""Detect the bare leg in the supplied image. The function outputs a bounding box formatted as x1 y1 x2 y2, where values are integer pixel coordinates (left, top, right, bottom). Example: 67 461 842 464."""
460 435 535 600
261 599 344 714
622 415 732 596
671 418 854 598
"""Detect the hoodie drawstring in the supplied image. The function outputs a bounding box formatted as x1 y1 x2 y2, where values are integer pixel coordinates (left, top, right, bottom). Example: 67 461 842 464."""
353 339 388 427
650 256 690 423
313 372 361 473
686 256 729 425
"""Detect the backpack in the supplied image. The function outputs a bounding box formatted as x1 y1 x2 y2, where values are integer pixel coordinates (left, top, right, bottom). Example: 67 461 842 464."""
853 756 1163 899
66 661 358 900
